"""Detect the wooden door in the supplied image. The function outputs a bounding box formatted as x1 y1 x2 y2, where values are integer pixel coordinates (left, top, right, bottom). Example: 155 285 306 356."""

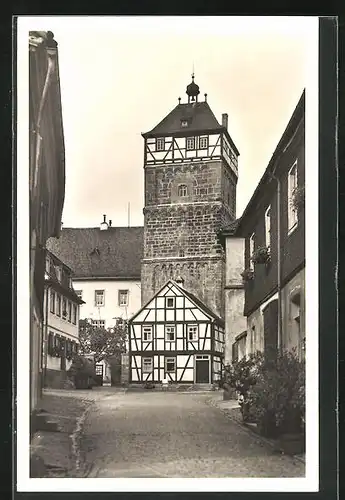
262 299 278 358
195 356 210 383
95 364 104 386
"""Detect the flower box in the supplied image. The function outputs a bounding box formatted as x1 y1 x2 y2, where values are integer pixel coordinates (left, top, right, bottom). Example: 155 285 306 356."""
291 186 305 212
251 246 271 265
241 268 254 281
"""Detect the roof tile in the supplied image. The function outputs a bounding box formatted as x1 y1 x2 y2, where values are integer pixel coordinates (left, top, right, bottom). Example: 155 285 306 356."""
46 227 143 279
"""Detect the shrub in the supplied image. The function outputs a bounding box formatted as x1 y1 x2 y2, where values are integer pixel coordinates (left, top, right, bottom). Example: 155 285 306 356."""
224 352 264 398
245 349 305 436
68 355 98 389
224 349 305 437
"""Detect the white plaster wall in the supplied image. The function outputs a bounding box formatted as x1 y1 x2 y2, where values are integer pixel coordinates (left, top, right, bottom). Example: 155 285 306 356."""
281 268 305 357
224 236 247 364
73 279 141 328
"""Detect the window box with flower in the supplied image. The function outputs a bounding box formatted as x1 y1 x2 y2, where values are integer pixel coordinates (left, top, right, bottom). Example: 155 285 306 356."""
291 185 305 212
251 246 271 265
241 268 254 282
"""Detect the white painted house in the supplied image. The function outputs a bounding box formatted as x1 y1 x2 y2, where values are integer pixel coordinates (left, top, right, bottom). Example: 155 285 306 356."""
47 218 143 330
128 278 225 385
43 250 84 388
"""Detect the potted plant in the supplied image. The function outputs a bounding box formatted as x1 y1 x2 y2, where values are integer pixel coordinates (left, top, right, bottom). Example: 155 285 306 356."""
251 246 271 265
241 268 254 282
291 186 305 212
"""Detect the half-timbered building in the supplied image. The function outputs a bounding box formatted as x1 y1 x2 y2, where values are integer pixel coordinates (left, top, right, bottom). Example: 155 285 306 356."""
128 278 225 385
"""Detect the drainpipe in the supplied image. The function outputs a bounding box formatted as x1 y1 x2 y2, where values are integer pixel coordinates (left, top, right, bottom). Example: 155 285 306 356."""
270 161 283 353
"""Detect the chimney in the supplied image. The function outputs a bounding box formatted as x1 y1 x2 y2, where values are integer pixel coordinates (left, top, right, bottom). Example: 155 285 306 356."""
109 220 112 227
222 113 228 130
175 276 185 287
100 214 108 231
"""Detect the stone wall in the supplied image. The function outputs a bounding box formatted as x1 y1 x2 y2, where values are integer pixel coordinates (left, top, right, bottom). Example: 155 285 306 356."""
141 256 225 318
142 159 236 319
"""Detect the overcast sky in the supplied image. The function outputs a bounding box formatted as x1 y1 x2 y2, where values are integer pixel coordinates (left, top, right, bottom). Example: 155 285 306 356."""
22 16 317 228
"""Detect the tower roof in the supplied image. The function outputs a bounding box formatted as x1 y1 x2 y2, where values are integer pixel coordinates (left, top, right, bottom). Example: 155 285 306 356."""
186 74 200 99
142 101 223 138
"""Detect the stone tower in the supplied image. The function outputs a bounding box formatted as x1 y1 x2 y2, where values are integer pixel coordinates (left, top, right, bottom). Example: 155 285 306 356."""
141 75 239 318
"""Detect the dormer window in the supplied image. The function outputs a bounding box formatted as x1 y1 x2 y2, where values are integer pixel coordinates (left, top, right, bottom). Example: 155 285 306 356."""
186 137 195 150
156 138 165 151
181 120 188 128
199 136 208 149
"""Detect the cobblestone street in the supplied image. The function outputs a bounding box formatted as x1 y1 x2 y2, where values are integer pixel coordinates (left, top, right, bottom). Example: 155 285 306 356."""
82 390 305 478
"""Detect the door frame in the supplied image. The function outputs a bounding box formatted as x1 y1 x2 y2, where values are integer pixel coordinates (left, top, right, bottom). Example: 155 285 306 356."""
194 354 211 384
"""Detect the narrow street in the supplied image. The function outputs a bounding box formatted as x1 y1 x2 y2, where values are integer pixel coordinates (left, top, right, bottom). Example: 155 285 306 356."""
81 390 305 478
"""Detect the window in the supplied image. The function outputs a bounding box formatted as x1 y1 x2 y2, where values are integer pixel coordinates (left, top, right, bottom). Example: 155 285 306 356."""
165 357 176 373
288 161 298 232
178 184 187 197
75 290 83 300
62 298 67 320
55 266 61 282
187 325 198 341
69 277 73 289
95 365 103 376
45 256 50 274
186 137 195 150
56 294 61 317
68 301 72 322
142 326 153 342
249 233 255 271
156 138 165 151
265 206 271 248
50 290 55 314
165 325 175 342
181 120 188 128
92 319 105 329
72 304 77 325
95 290 105 307
118 290 129 306
199 136 208 149
143 357 153 373
165 297 175 309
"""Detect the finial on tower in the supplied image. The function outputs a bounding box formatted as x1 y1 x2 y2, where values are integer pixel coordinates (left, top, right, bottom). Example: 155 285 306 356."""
178 97 181 104
204 93 207 102
186 72 200 104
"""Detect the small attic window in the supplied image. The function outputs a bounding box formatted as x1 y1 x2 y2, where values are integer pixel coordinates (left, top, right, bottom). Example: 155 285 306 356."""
156 138 165 151
181 120 188 128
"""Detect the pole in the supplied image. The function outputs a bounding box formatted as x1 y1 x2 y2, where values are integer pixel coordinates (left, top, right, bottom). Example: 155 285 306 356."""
270 164 283 353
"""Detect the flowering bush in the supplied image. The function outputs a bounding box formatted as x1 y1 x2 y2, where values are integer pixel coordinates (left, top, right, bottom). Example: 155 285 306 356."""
251 246 271 264
245 349 305 436
224 348 305 437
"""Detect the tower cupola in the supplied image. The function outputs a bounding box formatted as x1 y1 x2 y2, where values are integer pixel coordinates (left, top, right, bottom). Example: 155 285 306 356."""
186 74 200 103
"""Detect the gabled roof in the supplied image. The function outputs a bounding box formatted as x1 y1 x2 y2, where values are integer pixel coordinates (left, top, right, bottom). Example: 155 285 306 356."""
142 101 223 138
129 279 224 326
46 227 143 279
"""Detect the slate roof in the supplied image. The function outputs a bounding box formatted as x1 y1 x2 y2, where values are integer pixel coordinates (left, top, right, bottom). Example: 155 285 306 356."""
46 227 144 279
142 102 223 138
